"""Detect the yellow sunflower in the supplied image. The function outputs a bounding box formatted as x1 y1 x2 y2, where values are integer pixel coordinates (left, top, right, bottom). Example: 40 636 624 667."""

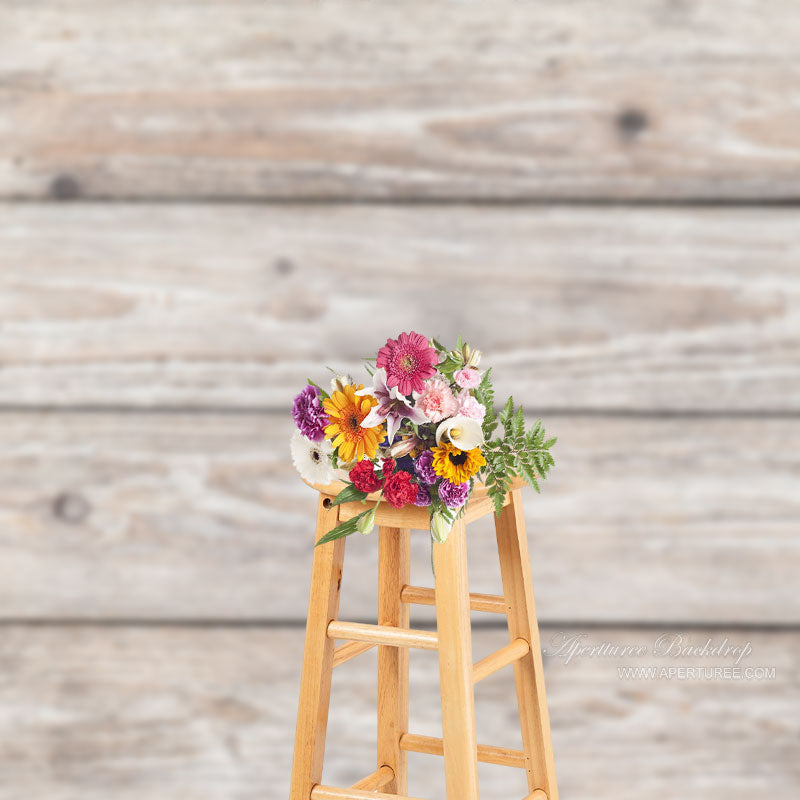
431 442 486 484
323 384 384 462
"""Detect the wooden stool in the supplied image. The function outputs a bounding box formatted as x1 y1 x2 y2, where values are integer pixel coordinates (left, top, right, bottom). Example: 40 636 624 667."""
289 477 558 800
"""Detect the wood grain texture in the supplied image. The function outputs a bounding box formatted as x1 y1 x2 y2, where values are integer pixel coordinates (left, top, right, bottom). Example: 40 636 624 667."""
289 496 344 800
2 203 799 411
432 519 480 800
0 410 797 624
0 625 795 800
377 527 410 794
4 2 800 200
496 491 558 798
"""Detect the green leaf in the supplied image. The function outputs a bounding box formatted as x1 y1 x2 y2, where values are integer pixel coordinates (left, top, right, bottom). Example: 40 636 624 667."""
330 484 369 506
307 378 329 399
315 509 374 546
500 396 514 425
437 356 461 376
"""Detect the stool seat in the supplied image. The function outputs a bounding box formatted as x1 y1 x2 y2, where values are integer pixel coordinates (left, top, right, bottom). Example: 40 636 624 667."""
302 476 526 529
303 475 525 502
289 480 558 800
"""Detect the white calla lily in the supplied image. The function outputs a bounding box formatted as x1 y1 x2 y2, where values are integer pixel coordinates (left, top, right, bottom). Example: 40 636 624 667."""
435 415 484 451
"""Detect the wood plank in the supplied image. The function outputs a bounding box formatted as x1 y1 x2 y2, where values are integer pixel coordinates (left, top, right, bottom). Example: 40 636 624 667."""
2 204 800 411
0 410 797 624
4 3 800 200
0 625 795 799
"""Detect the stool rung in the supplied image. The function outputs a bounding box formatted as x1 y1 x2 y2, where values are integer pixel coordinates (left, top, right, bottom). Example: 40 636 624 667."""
327 620 438 650
332 640 375 668
473 637 530 684
400 584 507 614
399 733 526 768
311 786 427 800
350 765 394 791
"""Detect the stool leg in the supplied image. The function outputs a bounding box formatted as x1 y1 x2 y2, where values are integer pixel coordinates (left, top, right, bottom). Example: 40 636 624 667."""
377 526 410 794
433 519 480 800
290 496 346 800
495 489 559 800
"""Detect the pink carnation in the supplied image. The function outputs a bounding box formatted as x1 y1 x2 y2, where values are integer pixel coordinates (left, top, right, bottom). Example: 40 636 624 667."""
457 393 486 422
454 368 481 389
416 377 458 423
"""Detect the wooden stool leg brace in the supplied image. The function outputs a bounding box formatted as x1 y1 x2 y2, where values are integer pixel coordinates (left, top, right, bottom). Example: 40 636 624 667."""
289 489 558 800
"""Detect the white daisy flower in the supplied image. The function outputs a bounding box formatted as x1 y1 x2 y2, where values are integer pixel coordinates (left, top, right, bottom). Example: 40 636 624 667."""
290 429 335 484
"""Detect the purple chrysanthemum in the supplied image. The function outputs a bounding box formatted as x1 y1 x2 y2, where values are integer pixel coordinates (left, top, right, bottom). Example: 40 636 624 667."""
438 479 470 509
292 384 329 442
414 450 437 485
413 484 432 507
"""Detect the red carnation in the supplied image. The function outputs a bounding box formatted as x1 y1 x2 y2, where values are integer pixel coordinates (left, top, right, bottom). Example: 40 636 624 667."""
383 470 417 509
380 458 396 478
349 459 383 493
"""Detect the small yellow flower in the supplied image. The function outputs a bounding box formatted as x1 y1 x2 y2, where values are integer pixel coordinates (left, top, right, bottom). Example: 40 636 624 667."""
323 384 384 462
431 442 486 484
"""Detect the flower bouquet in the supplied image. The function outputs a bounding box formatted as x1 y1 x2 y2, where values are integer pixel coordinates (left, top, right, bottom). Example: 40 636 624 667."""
290 332 556 546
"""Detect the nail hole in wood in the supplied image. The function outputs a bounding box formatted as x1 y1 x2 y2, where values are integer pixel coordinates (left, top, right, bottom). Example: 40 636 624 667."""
615 107 648 139
53 491 91 523
274 257 294 276
50 173 81 200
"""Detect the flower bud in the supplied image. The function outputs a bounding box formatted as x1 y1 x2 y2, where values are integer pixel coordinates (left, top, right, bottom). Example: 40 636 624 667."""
466 348 482 368
330 374 354 393
356 507 376 536
389 434 421 458
430 511 453 544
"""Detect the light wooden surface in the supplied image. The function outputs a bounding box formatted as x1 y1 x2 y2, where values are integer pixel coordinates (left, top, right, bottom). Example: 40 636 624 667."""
433 519 481 799
399 734 526 770
377 527 411 794
472 638 529 685
2 203 799 411
0 624 795 800
496 491 558 799
4 2 800 201
350 766 394 792
0 411 796 624
312 787 425 800
289 497 344 800
327 622 438 652
329 479 511 529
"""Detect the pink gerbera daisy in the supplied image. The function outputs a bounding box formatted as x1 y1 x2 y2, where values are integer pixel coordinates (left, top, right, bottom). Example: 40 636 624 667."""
376 331 438 395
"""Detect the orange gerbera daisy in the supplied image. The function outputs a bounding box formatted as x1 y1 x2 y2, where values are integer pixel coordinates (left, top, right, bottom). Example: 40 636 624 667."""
323 384 384 462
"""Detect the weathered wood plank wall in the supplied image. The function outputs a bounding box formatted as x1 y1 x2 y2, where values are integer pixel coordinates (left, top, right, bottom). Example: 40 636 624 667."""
0 411 797 624
3 2 800 201
1 626 797 800
1 2 796 798
2 204 799 411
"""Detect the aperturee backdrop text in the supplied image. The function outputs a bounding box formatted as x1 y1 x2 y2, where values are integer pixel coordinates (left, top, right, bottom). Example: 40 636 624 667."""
290 332 556 545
